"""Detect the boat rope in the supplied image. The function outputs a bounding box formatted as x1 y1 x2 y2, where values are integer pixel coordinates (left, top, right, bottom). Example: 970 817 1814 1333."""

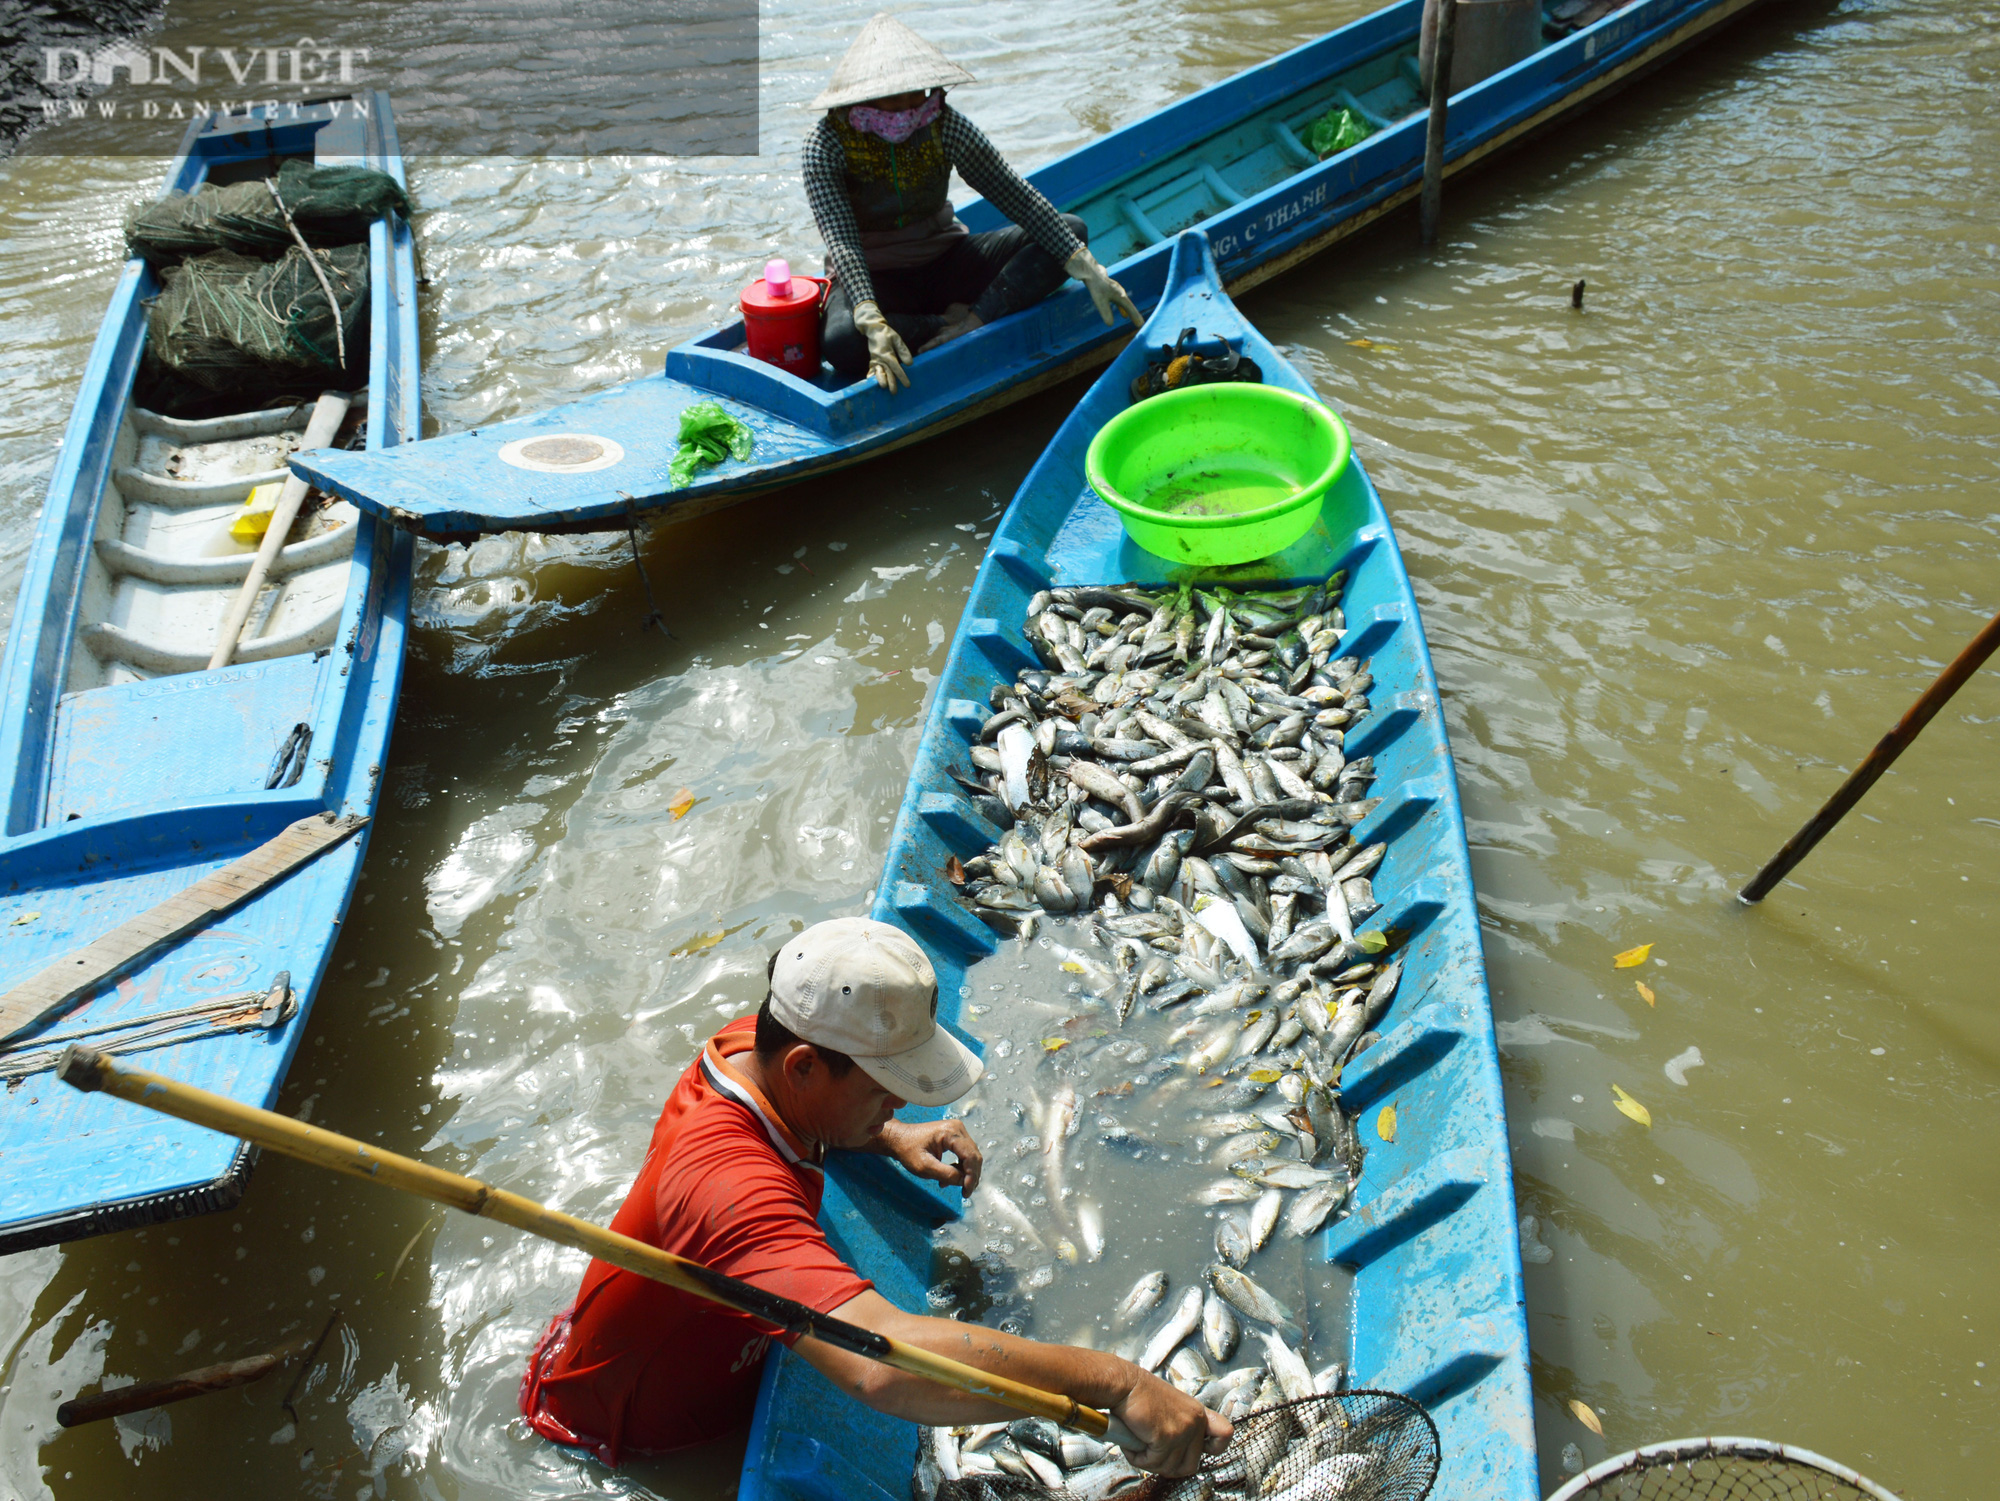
623 502 674 645
0 975 293 1084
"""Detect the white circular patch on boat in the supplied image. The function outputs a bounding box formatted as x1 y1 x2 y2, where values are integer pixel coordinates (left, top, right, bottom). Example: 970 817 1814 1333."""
497 433 624 473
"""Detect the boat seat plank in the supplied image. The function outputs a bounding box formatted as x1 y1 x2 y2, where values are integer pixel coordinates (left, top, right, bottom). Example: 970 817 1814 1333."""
113 464 289 510
42 653 324 827
95 518 359 587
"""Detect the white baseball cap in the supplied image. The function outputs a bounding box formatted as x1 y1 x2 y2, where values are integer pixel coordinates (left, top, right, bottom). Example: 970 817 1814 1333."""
770 917 982 1107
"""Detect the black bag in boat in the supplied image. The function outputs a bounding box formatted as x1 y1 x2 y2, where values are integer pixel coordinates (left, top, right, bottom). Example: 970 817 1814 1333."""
1129 327 1264 403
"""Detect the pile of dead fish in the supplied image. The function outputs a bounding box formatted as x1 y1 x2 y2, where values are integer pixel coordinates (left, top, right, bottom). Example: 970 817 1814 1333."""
922 573 1412 1500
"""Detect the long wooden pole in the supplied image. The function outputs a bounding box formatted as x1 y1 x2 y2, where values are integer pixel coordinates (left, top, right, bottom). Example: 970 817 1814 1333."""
1420 0 1458 249
57 1045 1126 1444
1740 609 2000 903
209 391 351 671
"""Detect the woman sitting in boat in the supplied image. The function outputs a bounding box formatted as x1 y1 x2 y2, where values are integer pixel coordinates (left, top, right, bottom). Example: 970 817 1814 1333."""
520 918 1228 1471
805 13 1142 392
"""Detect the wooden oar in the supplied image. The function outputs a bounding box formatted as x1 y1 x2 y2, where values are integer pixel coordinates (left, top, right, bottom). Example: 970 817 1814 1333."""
1740 608 2000 903
208 391 351 671
56 1044 1130 1445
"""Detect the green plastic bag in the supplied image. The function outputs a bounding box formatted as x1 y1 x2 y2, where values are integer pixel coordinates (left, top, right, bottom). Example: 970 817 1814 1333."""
668 401 754 489
1308 106 1374 159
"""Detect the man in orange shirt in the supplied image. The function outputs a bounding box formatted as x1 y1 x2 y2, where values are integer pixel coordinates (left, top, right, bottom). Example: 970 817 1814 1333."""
521 917 1228 1472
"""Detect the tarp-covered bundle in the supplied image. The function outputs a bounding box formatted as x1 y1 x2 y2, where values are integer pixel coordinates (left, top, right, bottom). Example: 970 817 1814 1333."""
145 243 370 394
124 159 410 264
129 158 406 410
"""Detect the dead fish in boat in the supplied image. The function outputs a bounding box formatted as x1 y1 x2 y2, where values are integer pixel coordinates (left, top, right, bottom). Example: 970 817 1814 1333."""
1114 1270 1169 1327
1208 1264 1303 1338
1201 1288 1241 1363
1139 1286 1205 1372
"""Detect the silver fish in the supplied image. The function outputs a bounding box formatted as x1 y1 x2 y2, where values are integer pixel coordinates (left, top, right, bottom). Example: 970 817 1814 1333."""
1068 1458 1152 1501
1201 1288 1241 1363
1215 1214 1252 1269
1042 1084 1077 1215
1247 1160 1340 1190
1076 1199 1106 1261
1283 1178 1347 1237
1114 1270 1169 1327
1234 1009 1278 1059
1208 1264 1303 1338
981 1184 1048 1251
1194 897 1260 968
1060 1433 1111 1469
1140 1286 1205 1371
1248 1188 1283 1251
1259 1329 1316 1402
996 722 1036 810
1166 1345 1212 1393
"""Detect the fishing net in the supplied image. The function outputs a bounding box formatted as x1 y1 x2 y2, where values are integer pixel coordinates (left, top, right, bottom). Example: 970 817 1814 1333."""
1546 1439 1907 1501
124 159 410 265
145 244 369 395
936 1393 1439 1501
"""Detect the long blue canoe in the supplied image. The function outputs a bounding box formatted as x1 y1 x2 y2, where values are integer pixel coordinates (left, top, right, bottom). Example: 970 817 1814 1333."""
0 98 418 1253
293 0 1770 538
738 231 1533 1501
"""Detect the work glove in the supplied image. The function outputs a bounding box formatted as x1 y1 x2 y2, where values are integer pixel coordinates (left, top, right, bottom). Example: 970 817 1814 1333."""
853 299 913 392
1066 247 1143 329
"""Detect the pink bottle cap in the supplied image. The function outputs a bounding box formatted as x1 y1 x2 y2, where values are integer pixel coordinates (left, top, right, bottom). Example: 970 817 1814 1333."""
765 258 792 297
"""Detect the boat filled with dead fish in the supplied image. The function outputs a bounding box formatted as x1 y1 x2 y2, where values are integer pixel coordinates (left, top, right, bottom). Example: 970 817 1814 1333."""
914 568 1409 1500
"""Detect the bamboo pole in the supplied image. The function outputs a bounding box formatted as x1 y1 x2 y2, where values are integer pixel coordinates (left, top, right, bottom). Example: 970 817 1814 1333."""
1740 608 2000 903
1420 0 1459 249
208 392 350 671
57 1045 1125 1443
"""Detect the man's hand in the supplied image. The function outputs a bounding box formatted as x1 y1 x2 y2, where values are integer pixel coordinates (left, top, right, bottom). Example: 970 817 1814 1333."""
1109 1367 1233 1476
876 1117 983 1193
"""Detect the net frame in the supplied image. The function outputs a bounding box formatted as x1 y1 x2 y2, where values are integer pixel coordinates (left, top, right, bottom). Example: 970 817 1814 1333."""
1545 1438 1907 1501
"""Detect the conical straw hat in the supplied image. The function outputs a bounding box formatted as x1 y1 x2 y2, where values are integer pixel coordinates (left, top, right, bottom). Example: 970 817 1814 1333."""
811 13 976 110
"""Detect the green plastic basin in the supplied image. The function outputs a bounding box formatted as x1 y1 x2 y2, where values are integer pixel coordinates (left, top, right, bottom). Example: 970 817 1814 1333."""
1084 384 1353 566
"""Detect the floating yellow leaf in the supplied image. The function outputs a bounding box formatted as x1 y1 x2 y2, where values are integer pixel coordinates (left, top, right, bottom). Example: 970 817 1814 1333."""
1060 961 1087 974
1611 1084 1652 1128
671 930 724 957
1568 1398 1604 1436
1613 943 1653 969
1248 1068 1283 1083
668 788 696 820
1636 981 1656 1007
1042 1037 1069 1052
1356 931 1389 954
10 911 38 926
1377 1103 1397 1142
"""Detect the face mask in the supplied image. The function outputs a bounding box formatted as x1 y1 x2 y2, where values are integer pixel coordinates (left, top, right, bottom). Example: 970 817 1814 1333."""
848 91 942 144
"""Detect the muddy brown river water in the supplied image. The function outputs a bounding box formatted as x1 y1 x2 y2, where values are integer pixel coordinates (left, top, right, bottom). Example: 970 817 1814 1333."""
1 0 1996 1496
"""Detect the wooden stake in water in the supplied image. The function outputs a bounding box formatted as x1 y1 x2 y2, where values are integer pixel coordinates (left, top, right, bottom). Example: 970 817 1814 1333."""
1420 0 1459 249
1740 608 2000 903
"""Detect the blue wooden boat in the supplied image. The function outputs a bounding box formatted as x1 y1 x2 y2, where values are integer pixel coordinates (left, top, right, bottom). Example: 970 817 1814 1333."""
293 0 1771 538
0 97 418 1253
738 231 1533 1501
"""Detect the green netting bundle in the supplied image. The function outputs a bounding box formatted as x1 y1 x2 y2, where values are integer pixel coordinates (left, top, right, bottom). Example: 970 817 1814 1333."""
1308 106 1375 159
145 243 369 393
124 158 410 265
